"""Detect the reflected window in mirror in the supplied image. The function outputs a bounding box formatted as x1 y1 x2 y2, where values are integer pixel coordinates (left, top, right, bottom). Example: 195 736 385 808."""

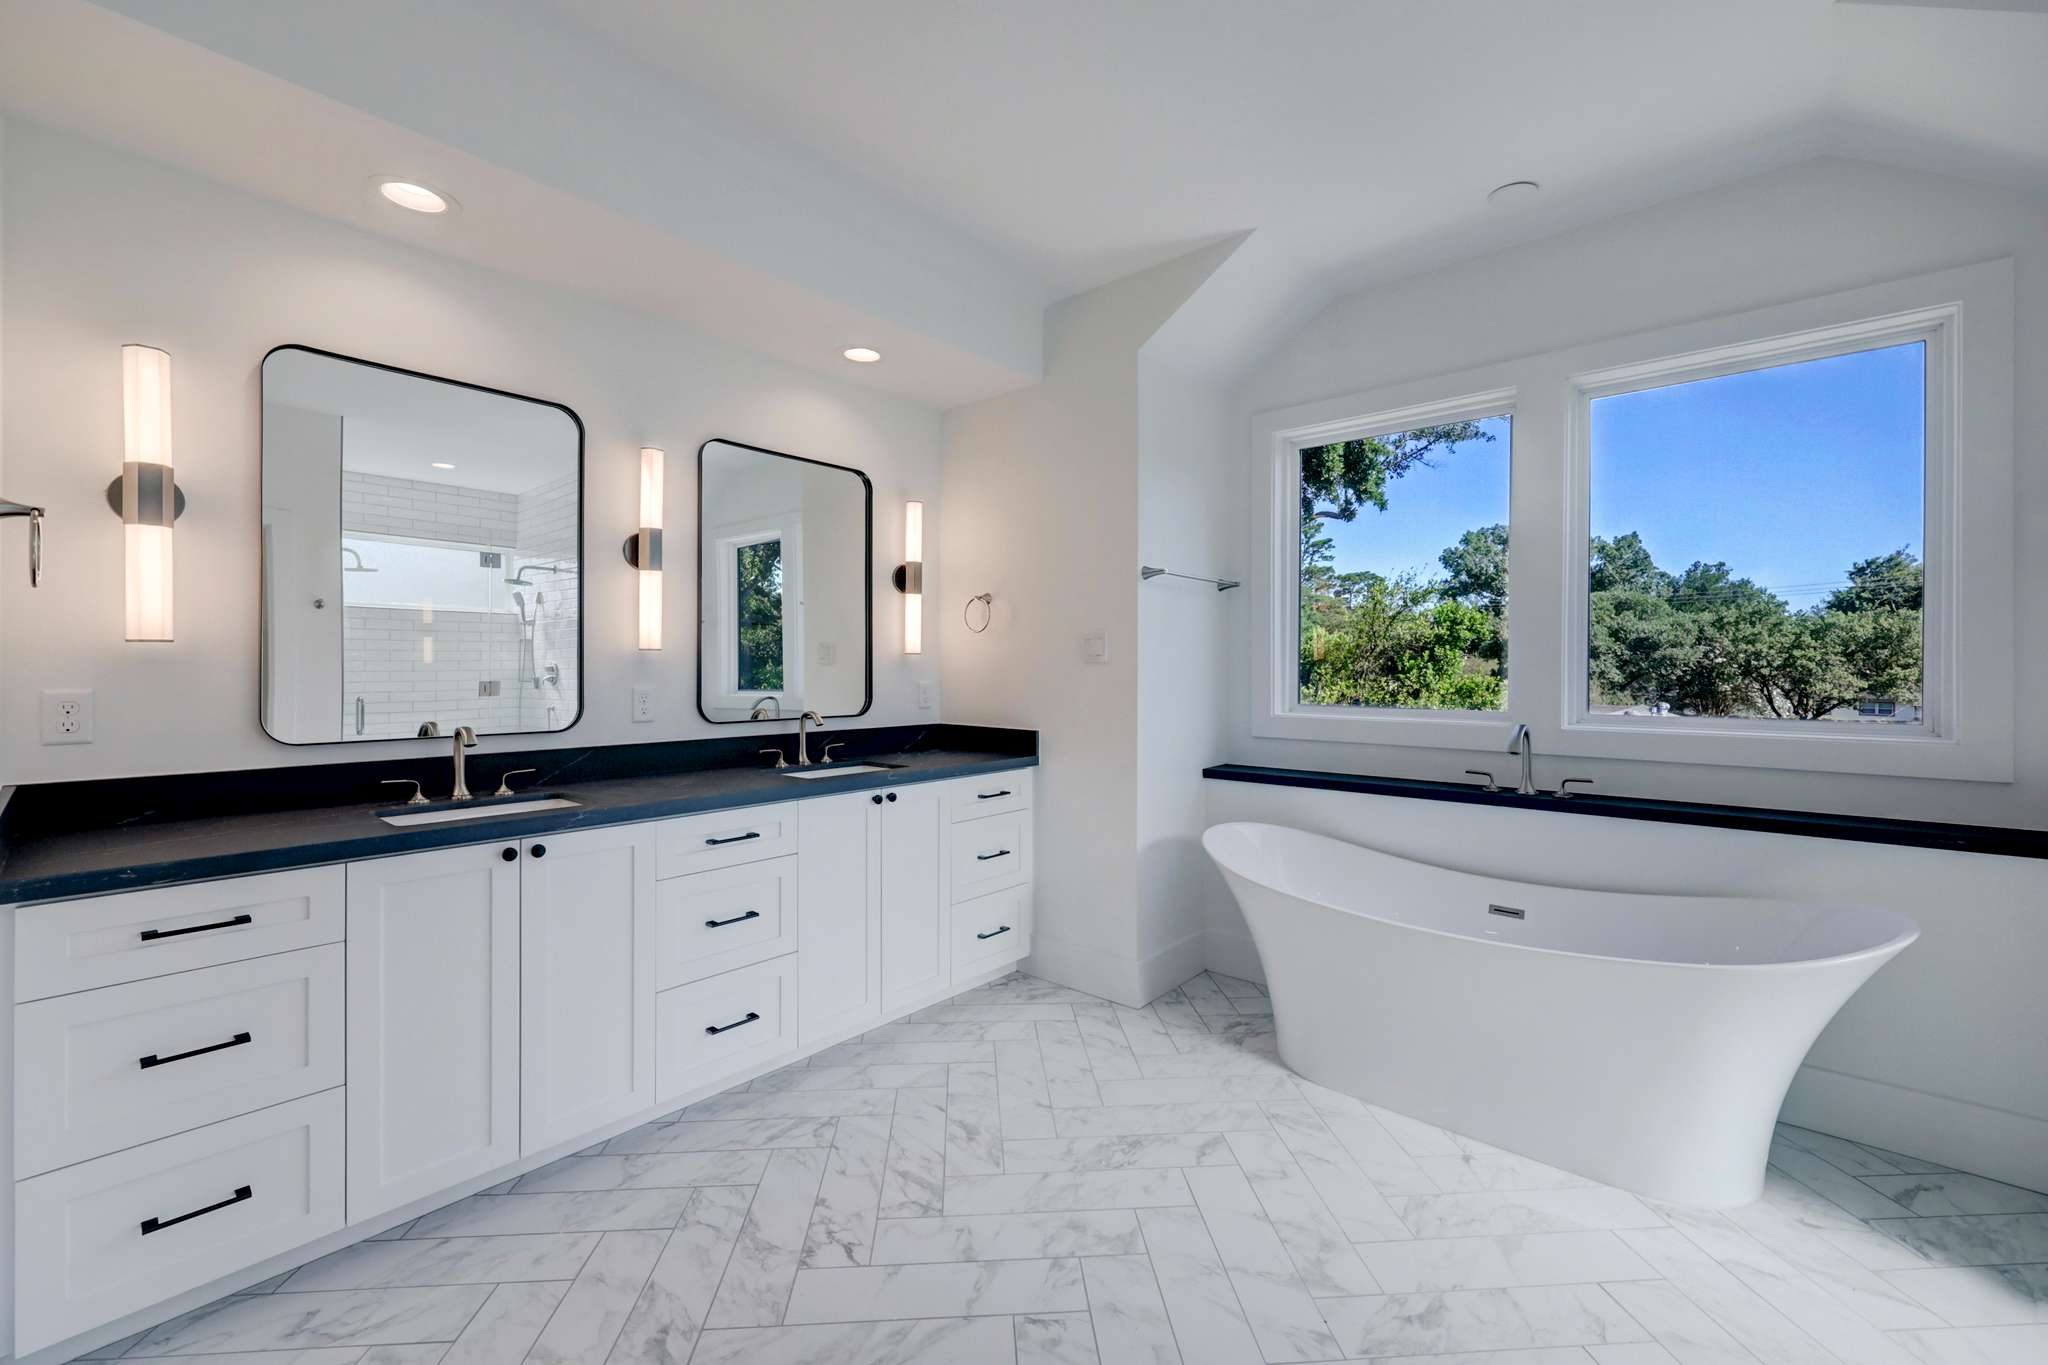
699 439 870 722
260 347 584 744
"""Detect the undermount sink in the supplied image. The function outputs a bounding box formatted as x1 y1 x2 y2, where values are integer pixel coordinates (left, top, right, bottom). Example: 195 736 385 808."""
780 763 901 779
378 796 582 826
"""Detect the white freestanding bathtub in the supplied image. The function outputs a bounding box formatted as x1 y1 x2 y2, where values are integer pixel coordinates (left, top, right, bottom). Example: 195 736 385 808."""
1204 821 1918 1207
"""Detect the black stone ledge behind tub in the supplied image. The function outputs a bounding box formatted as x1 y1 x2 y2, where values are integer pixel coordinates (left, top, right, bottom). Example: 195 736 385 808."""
0 725 1037 906
1204 763 2048 861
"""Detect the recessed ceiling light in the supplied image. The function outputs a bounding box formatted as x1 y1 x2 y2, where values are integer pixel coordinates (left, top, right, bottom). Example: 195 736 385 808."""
1486 179 1541 206
842 347 882 363
377 179 453 214
431 462 456 470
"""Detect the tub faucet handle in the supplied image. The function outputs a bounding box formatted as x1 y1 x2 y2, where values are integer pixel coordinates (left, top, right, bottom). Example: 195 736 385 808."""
1463 769 1500 793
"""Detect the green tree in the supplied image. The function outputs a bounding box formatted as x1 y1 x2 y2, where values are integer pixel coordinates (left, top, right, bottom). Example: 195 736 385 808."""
1589 532 1671 596
1438 523 1508 665
735 539 784 691
1827 548 1922 612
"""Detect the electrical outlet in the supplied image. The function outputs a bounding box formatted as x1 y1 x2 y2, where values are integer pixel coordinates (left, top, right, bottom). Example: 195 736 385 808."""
631 687 654 722
1082 631 1110 664
41 689 95 745
917 681 935 710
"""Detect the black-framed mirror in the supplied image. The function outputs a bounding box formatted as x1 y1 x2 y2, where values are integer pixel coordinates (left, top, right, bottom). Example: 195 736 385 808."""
696 438 872 723
259 345 585 744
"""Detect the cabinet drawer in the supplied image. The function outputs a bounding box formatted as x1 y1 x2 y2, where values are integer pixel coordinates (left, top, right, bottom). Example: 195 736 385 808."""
946 770 1033 822
16 866 345 1001
656 954 796 1101
16 944 345 1179
654 804 798 879
657 857 798 989
952 884 1032 979
14 1088 345 1356
949 809 1032 902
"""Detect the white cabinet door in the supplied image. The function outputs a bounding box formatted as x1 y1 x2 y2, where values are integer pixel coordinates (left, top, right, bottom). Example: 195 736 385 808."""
879 785 946 1013
520 825 657 1153
797 792 881 1047
346 843 520 1224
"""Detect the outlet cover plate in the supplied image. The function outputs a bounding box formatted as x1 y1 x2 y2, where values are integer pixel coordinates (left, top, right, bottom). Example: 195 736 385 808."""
41 689 94 745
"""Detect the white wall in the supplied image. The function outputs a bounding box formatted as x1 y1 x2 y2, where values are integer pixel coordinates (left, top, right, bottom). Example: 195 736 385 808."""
1205 779 2048 1194
0 121 945 784
1134 353 1238 1000
1229 158 2048 827
939 243 1232 1006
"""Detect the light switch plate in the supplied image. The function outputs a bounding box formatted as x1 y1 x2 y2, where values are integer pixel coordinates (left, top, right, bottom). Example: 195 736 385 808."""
1082 631 1109 664
631 687 654 722
40 689 94 745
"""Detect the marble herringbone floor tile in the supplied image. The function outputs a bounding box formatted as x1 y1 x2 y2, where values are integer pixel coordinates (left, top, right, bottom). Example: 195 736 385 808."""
80 970 2048 1365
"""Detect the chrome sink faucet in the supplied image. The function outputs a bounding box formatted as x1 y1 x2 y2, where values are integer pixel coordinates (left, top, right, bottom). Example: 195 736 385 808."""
796 711 825 766
451 725 479 800
1506 723 1537 796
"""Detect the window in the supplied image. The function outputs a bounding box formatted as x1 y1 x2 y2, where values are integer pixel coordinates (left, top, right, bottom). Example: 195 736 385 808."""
1294 413 1511 713
1581 337 1929 734
1255 260 2011 779
734 537 784 692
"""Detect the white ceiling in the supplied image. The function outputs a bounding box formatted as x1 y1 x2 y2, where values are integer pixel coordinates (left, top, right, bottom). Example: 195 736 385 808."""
554 0 2048 302
263 348 577 494
6 1 2044 405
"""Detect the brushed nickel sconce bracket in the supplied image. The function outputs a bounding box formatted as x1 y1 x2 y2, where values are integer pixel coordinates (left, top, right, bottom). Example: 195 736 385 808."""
104 469 188 522
891 561 924 594
622 527 663 569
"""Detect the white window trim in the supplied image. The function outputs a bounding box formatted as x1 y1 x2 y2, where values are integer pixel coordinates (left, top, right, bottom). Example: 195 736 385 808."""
708 515 805 709
1253 385 1520 752
1248 259 2015 781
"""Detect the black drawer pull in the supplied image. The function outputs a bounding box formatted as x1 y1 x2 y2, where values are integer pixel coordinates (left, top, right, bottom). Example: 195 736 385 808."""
141 1184 252 1236
975 849 1012 862
704 909 761 929
140 1031 253 1070
704 831 761 847
975 925 1013 940
704 1011 761 1036
977 790 1012 800
140 913 253 942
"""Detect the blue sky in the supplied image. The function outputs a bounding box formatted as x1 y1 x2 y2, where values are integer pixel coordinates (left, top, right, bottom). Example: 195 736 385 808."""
1318 343 1925 607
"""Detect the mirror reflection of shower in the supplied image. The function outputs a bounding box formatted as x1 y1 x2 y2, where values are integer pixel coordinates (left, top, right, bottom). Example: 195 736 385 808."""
341 546 377 573
505 561 569 586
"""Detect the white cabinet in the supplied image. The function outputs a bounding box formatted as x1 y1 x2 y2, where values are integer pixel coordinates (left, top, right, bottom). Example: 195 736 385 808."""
656 954 798 1100
797 792 883 1046
14 1089 345 1356
880 786 947 1013
15 944 344 1177
520 825 657 1153
345 842 520 1223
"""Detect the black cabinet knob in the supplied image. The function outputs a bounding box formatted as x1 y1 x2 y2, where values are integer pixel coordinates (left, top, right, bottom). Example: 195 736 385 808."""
530 843 547 858
501 847 518 862
886 792 897 803
871 794 884 805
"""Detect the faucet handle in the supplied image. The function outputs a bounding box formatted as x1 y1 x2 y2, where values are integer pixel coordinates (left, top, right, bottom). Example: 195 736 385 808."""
381 778 430 806
494 768 537 798
820 743 846 764
1557 777 1596 798
1463 769 1500 793
759 748 789 770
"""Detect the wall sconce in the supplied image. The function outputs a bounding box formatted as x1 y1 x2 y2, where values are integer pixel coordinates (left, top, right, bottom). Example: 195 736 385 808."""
622 446 664 650
106 345 183 641
893 499 924 654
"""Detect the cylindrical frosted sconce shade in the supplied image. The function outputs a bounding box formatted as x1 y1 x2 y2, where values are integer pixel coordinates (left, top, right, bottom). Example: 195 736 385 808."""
903 499 924 655
636 447 664 650
121 344 175 641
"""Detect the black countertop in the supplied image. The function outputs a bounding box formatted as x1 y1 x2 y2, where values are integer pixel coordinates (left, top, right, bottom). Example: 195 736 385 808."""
1204 763 2048 860
0 725 1036 906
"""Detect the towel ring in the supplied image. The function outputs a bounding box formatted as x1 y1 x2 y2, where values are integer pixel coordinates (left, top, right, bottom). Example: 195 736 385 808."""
963 592 993 634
